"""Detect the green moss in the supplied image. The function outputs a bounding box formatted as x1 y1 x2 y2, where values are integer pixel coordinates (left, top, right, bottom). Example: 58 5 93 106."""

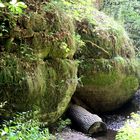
121 76 139 93
0 53 46 113
75 10 135 59
75 57 139 112
40 59 78 123
0 53 78 124
80 58 138 88
82 72 119 87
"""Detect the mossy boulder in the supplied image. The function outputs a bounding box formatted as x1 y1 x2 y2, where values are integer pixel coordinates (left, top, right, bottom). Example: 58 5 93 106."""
0 53 78 124
1 1 76 59
75 58 138 112
74 10 139 112
75 10 135 59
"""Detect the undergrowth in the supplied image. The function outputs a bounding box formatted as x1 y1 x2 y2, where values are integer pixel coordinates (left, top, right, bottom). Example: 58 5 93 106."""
101 0 140 57
116 112 140 140
0 111 55 140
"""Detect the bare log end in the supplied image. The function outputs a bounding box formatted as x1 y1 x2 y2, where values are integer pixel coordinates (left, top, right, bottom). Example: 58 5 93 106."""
88 121 107 135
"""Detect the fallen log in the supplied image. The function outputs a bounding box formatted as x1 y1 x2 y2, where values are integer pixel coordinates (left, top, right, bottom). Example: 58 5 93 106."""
67 104 107 135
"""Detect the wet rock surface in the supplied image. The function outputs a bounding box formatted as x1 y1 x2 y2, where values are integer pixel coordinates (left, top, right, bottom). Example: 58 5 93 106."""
56 127 94 140
57 127 116 140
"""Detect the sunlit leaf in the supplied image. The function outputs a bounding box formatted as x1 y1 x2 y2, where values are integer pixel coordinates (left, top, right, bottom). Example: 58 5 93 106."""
9 0 17 5
0 2 5 7
16 2 27 9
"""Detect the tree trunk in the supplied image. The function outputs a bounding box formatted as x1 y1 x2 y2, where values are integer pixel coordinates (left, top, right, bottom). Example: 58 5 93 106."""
67 104 107 135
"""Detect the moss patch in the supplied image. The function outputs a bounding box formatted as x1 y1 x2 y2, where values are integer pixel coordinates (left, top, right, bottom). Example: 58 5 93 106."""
40 59 78 123
75 10 135 59
0 53 78 124
75 57 138 112
1 1 77 59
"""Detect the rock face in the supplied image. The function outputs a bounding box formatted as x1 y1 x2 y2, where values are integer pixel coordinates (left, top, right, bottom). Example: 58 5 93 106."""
74 10 139 112
0 1 78 124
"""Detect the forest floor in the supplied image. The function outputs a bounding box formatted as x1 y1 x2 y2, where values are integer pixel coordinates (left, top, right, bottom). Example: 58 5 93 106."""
56 90 140 140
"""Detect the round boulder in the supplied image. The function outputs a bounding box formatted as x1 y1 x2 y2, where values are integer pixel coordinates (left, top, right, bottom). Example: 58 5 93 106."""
1 1 76 59
75 58 138 112
74 10 139 112
0 53 78 124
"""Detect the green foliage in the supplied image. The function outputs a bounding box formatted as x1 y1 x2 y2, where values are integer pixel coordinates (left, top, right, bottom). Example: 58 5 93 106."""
55 118 71 132
101 0 140 57
19 44 38 61
0 0 27 38
0 112 55 140
0 0 27 15
116 113 140 140
8 0 27 15
51 0 95 22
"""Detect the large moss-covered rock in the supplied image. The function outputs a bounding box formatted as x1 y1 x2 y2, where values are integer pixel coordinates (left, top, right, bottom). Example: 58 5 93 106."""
1 1 76 59
74 10 139 112
75 58 138 112
76 10 135 59
0 53 78 124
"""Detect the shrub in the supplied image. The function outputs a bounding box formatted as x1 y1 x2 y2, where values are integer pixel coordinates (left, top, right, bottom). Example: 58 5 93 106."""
101 0 140 57
116 113 140 140
0 112 55 140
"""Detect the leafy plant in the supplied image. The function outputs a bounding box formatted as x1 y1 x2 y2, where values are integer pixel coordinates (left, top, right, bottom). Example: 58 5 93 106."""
116 112 140 140
0 0 27 52
0 0 27 36
0 0 27 15
51 0 95 22
56 118 71 132
8 0 27 15
0 112 55 140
